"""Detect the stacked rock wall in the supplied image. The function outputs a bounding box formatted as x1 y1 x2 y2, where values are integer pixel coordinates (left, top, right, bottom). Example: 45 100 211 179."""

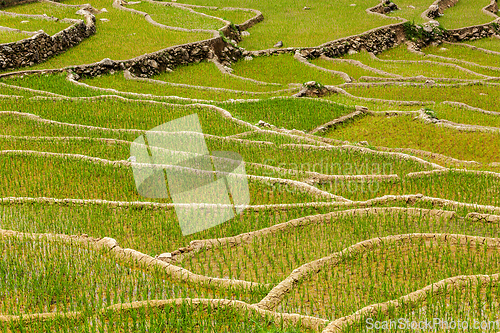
70 35 243 78
0 15 95 69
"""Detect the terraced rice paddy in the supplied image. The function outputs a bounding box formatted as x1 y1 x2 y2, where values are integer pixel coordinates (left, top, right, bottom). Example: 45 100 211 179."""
1 0 500 331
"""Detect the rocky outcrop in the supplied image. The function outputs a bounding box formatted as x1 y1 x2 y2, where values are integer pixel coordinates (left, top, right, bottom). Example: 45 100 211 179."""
422 0 459 20
368 0 399 15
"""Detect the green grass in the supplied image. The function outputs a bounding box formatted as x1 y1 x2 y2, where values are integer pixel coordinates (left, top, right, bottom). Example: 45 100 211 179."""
0 203 334 256
386 0 437 24
3 1 81 19
340 50 485 79
4 0 212 71
81 71 291 101
0 29 31 43
125 1 224 30
232 54 345 85
436 0 495 29
342 83 500 112
188 6 255 25
377 43 500 77
153 60 286 92
320 171 500 206
177 0 395 50
311 57 390 80
280 237 500 319
0 236 248 316
423 42 500 68
0 98 248 136
465 35 500 52
220 98 352 131
324 114 500 164
0 13 72 36
181 210 500 285
433 103 500 128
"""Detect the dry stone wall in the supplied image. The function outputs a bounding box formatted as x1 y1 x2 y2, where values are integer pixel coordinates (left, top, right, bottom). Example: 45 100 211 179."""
0 14 96 70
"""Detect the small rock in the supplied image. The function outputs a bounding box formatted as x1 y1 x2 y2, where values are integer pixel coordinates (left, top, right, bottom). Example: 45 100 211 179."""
156 252 172 260
128 1 141 4
21 20 29 23
100 7 108 12
359 141 369 146
425 79 436 85
241 31 250 36
230 39 237 45
128 156 137 162
350 3 356 6
480 93 487 96
257 120 270 127
100 18 109 22
274 41 283 48
303 6 310 10
347 49 358 55
223 65 233 73
100 58 113 66
244 56 253 61
439 47 448 51
408 5 415 9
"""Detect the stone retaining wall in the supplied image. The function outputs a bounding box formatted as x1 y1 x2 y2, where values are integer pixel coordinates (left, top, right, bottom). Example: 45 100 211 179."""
0 13 96 70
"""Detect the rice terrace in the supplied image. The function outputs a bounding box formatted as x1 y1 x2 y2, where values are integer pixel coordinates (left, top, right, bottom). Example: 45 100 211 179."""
1 0 500 330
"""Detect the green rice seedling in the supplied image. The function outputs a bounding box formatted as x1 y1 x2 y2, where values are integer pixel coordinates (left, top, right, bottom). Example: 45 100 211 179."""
0 236 257 317
0 73 119 98
279 237 500 320
466 36 500 53
0 154 328 205
81 71 290 101
220 98 352 132
433 102 500 128
377 43 500 77
21 302 316 332
423 42 500 69
231 54 345 86
124 2 224 30
0 29 31 44
0 14 72 36
205 135 430 176
323 93 426 112
436 0 494 29
0 136 131 161
340 50 484 79
153 60 286 92
0 203 335 256
187 7 255 25
181 210 500 284
6 0 212 71
385 0 437 24
177 0 395 50
324 115 500 164
344 283 500 332
342 84 500 112
4 1 81 19
319 171 500 206
311 57 391 80
0 98 248 136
